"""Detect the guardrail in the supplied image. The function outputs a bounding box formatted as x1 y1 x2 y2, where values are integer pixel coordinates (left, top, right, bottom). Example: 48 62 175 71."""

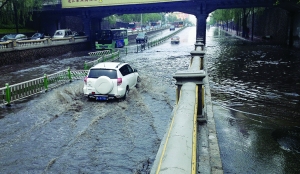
0 36 88 50
0 49 119 106
150 38 222 173
135 27 185 53
0 68 88 106
88 50 111 57
84 50 120 70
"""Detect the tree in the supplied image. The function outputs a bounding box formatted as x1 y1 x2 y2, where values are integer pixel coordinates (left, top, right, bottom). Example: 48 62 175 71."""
0 0 55 32
166 14 179 23
210 8 264 38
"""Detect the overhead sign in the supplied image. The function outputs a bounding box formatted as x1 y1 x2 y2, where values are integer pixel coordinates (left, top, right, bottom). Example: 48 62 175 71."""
62 0 188 8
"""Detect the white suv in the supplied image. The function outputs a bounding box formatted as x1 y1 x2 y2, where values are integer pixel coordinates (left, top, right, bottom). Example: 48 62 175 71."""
83 62 140 101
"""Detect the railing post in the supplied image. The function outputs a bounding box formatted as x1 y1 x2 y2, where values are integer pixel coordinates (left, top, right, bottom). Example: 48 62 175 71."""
173 70 206 119
84 61 88 70
44 74 48 92
68 67 72 82
5 83 11 106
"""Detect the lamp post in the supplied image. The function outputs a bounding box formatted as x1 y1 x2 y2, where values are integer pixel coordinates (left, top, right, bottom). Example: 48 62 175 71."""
141 14 143 27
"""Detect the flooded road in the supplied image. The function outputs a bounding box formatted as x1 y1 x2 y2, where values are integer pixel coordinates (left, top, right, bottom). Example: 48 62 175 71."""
1 26 299 173
206 27 300 173
0 27 193 173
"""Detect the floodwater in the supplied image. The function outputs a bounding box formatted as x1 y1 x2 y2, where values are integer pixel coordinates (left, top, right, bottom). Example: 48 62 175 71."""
0 27 193 173
206 27 300 173
1 26 299 174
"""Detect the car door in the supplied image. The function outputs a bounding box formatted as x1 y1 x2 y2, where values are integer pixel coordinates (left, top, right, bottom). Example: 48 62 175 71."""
119 65 131 87
125 64 136 88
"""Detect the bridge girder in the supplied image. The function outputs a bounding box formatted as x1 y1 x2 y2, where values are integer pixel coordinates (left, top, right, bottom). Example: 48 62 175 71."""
42 0 278 19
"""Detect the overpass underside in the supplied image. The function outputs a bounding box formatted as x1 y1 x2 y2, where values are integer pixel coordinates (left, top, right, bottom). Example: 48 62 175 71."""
41 0 276 44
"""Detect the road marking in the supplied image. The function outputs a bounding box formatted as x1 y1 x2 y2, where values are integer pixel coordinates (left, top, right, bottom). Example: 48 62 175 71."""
192 85 198 174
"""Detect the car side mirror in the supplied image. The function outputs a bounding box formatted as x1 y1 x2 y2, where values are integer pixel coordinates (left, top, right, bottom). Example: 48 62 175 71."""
134 69 138 72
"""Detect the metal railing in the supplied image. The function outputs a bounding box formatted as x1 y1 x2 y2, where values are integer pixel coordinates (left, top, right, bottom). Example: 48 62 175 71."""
84 50 120 70
135 27 186 53
88 50 111 57
0 36 88 50
0 68 88 106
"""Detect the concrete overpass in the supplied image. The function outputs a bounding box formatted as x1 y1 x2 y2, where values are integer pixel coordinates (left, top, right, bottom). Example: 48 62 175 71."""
40 0 280 43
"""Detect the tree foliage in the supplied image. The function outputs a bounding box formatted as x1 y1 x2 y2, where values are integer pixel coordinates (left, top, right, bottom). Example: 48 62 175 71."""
0 0 55 28
166 13 179 23
209 8 264 25
118 13 163 25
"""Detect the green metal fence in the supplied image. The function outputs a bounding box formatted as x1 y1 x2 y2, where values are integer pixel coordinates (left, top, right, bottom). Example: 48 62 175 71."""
88 50 112 57
136 27 186 53
1 68 88 106
84 50 120 70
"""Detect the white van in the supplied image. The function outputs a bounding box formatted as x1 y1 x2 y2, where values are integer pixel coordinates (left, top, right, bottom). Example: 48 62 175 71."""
53 29 73 39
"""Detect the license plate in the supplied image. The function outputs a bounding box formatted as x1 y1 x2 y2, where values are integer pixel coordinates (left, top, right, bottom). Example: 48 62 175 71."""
96 96 108 101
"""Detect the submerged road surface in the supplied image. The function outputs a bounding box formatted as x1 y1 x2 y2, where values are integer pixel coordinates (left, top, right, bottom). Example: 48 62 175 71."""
0 27 195 173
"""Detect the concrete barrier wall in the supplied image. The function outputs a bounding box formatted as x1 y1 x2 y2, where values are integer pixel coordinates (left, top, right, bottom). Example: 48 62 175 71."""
0 42 90 66
151 83 197 174
151 38 223 174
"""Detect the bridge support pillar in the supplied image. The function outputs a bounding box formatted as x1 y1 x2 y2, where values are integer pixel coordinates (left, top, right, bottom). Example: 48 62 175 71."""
83 18 91 41
196 14 208 44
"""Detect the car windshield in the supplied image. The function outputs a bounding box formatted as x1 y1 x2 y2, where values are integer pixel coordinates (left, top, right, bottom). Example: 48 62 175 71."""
1 34 17 41
88 69 117 79
32 33 41 37
6 34 17 39
55 31 63 36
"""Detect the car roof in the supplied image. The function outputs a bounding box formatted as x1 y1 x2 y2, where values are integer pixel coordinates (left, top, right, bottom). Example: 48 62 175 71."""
92 62 126 69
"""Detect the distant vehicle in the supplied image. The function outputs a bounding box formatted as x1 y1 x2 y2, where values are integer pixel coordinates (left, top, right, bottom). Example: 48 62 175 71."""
136 32 148 43
53 29 73 39
31 33 45 40
0 33 28 42
95 29 128 50
150 22 160 27
173 21 184 28
170 25 175 31
128 22 141 31
127 29 133 33
83 62 140 101
171 36 180 44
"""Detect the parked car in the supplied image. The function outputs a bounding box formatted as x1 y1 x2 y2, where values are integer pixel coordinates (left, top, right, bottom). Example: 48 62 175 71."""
136 32 148 43
83 62 140 101
171 35 180 44
0 33 28 42
53 29 73 39
170 25 175 31
31 33 45 40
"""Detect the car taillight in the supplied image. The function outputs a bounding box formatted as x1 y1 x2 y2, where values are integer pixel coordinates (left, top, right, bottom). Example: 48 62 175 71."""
117 78 122 86
84 76 88 85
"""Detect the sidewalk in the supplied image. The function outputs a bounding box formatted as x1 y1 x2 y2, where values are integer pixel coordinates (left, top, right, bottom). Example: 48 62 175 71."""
221 28 274 43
